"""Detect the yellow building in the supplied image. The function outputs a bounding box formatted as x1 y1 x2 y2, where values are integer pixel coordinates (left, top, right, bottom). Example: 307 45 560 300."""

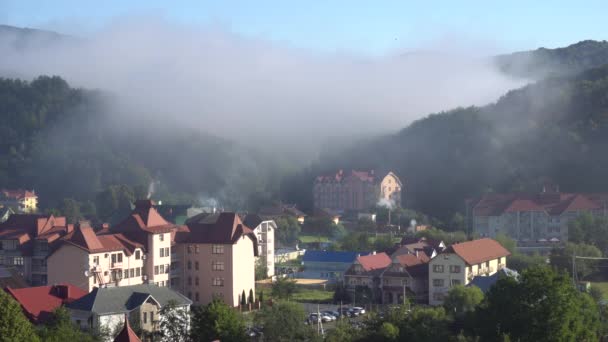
0 189 38 213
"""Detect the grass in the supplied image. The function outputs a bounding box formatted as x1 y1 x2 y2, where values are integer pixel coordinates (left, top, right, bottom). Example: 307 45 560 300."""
291 288 334 303
590 281 608 299
299 235 331 243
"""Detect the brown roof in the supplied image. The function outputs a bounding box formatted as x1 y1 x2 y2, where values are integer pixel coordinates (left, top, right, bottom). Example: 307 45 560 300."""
0 214 70 256
396 252 430 267
357 253 391 272
444 238 510 266
472 192 605 217
0 189 37 199
61 225 142 256
315 169 376 183
5 284 87 324
113 315 142 342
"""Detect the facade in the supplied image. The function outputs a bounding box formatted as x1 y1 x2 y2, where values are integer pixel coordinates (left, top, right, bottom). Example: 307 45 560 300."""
66 284 191 341
313 170 402 211
0 189 38 213
344 252 392 302
300 250 368 281
173 212 258 307
469 188 608 242
243 214 275 278
428 238 510 306
5 283 87 323
380 252 430 304
0 214 71 285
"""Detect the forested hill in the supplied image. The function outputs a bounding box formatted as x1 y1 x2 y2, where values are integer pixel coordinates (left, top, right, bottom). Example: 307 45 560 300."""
284 63 608 224
0 76 281 222
496 40 608 79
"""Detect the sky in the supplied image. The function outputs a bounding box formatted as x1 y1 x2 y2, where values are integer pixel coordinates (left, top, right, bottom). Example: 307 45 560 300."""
2 0 607 56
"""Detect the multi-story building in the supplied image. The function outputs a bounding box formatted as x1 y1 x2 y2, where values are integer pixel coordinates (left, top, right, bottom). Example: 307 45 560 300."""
243 214 275 278
469 187 608 242
173 212 258 307
0 214 70 285
313 170 402 211
344 252 392 302
380 252 430 304
0 189 38 213
428 238 510 306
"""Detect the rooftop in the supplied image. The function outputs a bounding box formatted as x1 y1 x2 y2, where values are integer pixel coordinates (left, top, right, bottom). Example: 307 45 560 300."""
472 191 607 216
302 250 369 264
442 238 510 266
5 284 87 323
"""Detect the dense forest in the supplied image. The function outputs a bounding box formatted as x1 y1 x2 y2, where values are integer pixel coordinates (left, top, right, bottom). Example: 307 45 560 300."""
283 57 608 224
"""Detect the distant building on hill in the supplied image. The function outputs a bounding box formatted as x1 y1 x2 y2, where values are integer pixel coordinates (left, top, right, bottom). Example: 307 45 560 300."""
0 189 38 213
468 185 608 243
313 170 402 211
259 203 306 224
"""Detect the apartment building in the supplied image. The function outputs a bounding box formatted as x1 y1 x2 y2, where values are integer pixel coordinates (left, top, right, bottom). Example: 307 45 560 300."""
0 189 38 213
243 214 275 278
313 170 402 211
469 187 608 242
428 238 510 306
173 212 258 307
0 214 70 285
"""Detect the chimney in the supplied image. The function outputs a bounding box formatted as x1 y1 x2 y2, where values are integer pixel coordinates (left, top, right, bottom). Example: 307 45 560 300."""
415 250 419 257
102 223 109 230
372 251 376 255
66 224 74 234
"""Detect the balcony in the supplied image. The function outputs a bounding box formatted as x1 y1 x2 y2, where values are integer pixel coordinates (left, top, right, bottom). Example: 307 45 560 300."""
110 262 123 269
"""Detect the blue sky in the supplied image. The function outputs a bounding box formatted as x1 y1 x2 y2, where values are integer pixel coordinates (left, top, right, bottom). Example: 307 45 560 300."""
2 0 607 55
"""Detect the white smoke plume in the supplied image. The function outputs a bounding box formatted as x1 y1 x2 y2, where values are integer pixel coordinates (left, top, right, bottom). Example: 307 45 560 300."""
0 16 524 157
377 198 395 210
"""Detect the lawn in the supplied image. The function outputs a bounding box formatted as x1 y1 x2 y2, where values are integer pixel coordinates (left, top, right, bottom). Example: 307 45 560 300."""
292 288 334 303
299 235 331 243
590 281 608 299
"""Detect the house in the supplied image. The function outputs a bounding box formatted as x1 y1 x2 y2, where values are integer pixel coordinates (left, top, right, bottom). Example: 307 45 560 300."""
468 186 608 243
66 284 191 341
395 236 445 258
428 238 510 305
0 207 15 223
467 267 519 293
173 212 258 307
0 189 38 213
313 170 403 211
314 208 342 225
274 247 305 264
47 222 148 292
243 214 276 278
300 250 369 281
0 214 71 285
381 252 430 304
259 203 306 224
344 252 391 302
5 283 87 324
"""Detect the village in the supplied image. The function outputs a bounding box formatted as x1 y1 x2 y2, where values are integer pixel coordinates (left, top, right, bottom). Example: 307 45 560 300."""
0 169 606 341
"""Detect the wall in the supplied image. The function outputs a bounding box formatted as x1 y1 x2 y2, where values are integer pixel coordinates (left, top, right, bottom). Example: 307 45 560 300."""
231 236 255 307
428 253 466 306
47 244 89 290
148 232 171 286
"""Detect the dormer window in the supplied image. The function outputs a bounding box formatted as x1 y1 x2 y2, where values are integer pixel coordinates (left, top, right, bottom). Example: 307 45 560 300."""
159 234 164 242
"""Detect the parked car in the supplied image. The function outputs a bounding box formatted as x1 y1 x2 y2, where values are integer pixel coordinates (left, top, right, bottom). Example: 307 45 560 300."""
351 307 366 315
339 307 354 317
309 313 333 323
322 311 338 320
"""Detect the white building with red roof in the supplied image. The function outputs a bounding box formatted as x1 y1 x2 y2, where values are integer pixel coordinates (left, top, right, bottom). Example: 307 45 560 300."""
469 187 608 242
428 238 510 305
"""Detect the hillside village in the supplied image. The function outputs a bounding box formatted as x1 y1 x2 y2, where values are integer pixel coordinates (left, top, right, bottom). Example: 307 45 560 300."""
0 168 607 341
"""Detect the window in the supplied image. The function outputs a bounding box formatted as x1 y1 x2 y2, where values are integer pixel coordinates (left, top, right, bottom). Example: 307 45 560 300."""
124 270 129 279
432 265 444 273
93 256 99 265
165 264 170 273
159 234 164 241
433 279 445 287
188 292 192 299
195 245 200 254
13 257 24 265
451 279 461 286
187 245 192 254
187 260 192 270
154 266 159 275
212 261 225 271
212 277 224 287
160 265 165 274
450 265 461 273
188 277 192 286
130 269 135 278
195 277 199 286
143 312 147 324
111 254 116 264
150 312 154 323
160 248 164 257
136 267 141 277
195 292 199 301
195 261 199 270
118 253 123 262
212 245 224 254
135 250 141 259
165 247 170 256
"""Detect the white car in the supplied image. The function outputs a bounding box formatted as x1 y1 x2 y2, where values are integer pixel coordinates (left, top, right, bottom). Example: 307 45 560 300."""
351 307 366 315
309 313 333 323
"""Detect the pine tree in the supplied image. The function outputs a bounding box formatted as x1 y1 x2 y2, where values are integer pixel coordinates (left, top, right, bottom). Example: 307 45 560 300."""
240 290 246 306
248 289 254 304
0 289 40 342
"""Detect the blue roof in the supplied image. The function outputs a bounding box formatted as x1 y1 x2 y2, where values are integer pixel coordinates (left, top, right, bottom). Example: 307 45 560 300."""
302 250 369 263
467 268 519 293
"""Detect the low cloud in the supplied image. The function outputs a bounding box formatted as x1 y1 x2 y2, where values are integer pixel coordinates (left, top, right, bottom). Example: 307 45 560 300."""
0 16 524 156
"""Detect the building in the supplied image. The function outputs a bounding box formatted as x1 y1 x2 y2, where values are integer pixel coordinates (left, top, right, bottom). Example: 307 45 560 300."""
300 250 369 281
0 214 71 285
428 238 510 306
113 316 141 342
0 207 14 223
313 170 402 211
394 236 445 258
66 284 191 341
173 212 257 307
243 214 276 278
380 252 430 304
313 208 342 225
5 283 87 323
467 267 519 293
259 203 306 224
344 252 391 302
469 187 608 243
47 222 148 292
0 189 38 213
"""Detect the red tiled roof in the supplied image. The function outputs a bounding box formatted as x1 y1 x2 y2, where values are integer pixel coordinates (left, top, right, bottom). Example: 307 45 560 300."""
445 238 510 266
5 284 87 323
0 189 37 199
114 316 142 342
396 252 430 267
356 253 391 272
61 225 142 255
0 214 70 256
315 169 376 183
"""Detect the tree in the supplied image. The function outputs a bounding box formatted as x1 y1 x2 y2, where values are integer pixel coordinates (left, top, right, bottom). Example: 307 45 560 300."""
190 299 247 342
507 252 546 272
275 216 301 245
378 322 399 341
0 288 40 342
474 266 600 341
240 290 247 306
494 233 517 254
356 217 376 232
255 256 269 280
325 319 361 342
373 234 395 252
550 242 601 280
37 306 97 342
248 289 254 304
158 300 190 342
333 282 351 303
254 301 314 342
271 277 298 300
569 213 608 254
60 198 83 224
443 285 483 315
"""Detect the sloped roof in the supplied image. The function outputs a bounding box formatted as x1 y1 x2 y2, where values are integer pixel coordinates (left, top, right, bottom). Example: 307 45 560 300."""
178 212 257 247
113 316 142 342
467 267 519 293
303 250 369 263
5 284 87 323
356 253 391 271
395 252 430 267
113 200 176 235
242 214 263 229
472 192 605 216
60 225 142 256
444 238 510 266
66 284 191 314
0 189 37 199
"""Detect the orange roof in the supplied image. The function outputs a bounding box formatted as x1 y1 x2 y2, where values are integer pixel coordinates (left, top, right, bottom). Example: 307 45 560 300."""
5 284 87 324
396 252 430 267
62 225 142 255
445 238 510 266
113 316 142 342
356 253 391 271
